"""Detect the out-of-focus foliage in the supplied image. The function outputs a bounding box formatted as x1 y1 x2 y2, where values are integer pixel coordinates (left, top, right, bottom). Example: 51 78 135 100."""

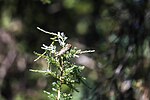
40 0 51 4
0 0 150 100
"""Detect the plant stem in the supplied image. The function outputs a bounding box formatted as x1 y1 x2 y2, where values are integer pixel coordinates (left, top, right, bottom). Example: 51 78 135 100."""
57 88 60 100
56 57 64 100
57 75 62 100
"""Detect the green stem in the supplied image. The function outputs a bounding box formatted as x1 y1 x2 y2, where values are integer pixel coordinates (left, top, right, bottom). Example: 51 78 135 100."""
56 57 64 100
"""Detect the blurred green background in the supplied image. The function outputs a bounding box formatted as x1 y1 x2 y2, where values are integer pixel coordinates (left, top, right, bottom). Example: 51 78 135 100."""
0 0 150 100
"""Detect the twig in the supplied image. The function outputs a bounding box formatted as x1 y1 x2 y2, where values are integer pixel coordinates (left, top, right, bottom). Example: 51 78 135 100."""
115 46 134 75
37 27 57 36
